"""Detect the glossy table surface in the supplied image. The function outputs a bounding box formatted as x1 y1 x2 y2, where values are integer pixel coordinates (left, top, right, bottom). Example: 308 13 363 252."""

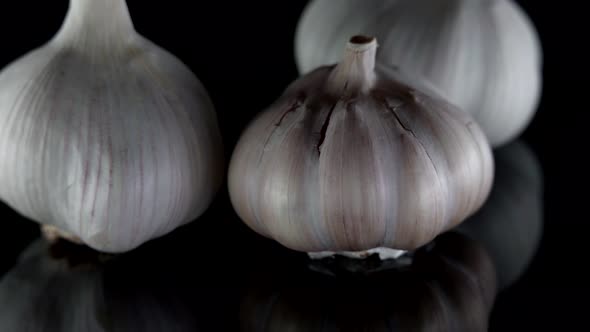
0 139 555 332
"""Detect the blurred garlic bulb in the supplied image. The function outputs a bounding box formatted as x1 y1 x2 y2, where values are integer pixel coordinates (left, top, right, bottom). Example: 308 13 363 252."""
0 0 223 252
295 0 543 147
229 36 493 254
241 232 497 332
457 140 543 289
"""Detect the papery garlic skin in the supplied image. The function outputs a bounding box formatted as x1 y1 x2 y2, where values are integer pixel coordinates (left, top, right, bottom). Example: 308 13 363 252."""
229 37 493 254
0 0 223 253
295 0 542 147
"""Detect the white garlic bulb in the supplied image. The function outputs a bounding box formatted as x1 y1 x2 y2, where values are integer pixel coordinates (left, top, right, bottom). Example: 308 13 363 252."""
295 0 543 147
0 0 223 253
229 36 494 254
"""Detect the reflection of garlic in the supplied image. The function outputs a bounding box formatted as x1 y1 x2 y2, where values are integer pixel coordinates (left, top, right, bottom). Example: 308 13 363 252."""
229 36 494 255
0 0 223 253
0 239 202 331
296 0 542 147
241 232 497 332
457 140 543 289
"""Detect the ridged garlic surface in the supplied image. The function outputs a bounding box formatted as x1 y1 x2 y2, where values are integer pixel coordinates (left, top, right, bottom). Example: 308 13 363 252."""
229 37 493 254
295 0 542 147
0 0 223 253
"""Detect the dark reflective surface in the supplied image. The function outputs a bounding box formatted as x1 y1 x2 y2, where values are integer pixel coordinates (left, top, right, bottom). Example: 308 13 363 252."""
457 141 543 290
0 140 545 331
241 232 496 332
0 237 234 331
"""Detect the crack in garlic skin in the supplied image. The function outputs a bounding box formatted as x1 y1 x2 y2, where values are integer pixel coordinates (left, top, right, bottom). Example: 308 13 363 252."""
228 64 494 253
316 100 338 155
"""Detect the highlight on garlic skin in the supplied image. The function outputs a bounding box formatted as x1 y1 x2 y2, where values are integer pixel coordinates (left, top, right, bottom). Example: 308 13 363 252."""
295 0 543 147
0 0 223 253
228 36 494 256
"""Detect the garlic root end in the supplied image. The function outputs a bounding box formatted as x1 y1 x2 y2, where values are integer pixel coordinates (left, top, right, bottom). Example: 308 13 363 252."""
308 247 407 261
41 225 83 245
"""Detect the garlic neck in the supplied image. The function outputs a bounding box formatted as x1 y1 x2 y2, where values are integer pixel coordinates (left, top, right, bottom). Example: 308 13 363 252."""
326 36 378 96
54 0 135 48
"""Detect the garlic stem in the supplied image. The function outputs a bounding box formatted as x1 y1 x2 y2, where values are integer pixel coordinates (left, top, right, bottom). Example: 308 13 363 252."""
56 0 134 45
326 35 378 96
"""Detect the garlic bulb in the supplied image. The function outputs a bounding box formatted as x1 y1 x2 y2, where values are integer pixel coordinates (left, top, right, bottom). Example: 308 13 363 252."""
295 0 543 147
0 0 223 253
228 36 494 254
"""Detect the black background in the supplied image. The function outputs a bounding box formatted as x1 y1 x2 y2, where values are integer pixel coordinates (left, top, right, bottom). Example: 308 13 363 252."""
0 1 588 331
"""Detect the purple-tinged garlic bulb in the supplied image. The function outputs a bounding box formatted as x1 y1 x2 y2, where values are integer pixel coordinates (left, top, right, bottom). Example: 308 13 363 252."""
229 36 493 256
